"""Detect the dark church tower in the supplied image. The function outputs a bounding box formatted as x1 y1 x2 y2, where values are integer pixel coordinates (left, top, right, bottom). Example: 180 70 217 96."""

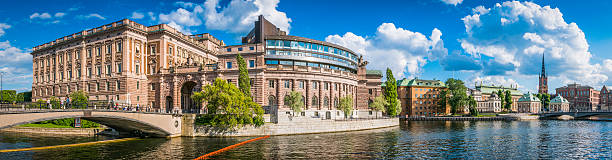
538 54 548 94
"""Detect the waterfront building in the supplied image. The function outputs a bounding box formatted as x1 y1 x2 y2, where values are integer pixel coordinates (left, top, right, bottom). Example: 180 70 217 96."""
467 88 502 113
517 93 541 113
395 78 449 117
473 83 522 112
29 16 383 120
538 54 548 94
549 95 570 112
599 86 611 111
555 83 600 111
30 19 222 106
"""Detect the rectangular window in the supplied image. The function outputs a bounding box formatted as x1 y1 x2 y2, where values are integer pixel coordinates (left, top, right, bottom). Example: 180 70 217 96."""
137 81 140 89
269 80 275 88
249 46 254 50
284 80 291 88
87 49 92 57
307 62 319 67
97 66 101 76
117 63 122 73
68 71 72 78
324 83 329 90
106 65 111 75
265 60 278 65
313 81 318 89
117 41 122 52
151 83 155 91
107 44 111 54
226 62 232 69
97 47 101 56
150 45 156 55
116 81 121 90
295 61 307 66
226 48 231 52
135 65 140 74
77 70 81 77
168 47 173 56
279 60 293 66
249 60 255 68
299 81 304 89
238 47 243 51
97 82 100 91
87 68 92 77
106 82 110 91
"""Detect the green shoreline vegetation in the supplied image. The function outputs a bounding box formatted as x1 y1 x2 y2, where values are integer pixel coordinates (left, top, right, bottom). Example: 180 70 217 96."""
18 118 101 128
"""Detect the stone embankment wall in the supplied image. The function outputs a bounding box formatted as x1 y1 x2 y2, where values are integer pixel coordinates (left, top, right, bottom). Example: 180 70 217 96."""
193 117 399 137
1 127 103 136
402 117 518 121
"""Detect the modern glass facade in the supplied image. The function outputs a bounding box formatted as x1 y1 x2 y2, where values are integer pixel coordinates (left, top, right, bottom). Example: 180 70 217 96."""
265 39 359 72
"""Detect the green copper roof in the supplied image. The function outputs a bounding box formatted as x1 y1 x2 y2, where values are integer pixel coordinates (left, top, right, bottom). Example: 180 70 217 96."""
550 95 569 104
518 93 541 102
396 78 445 87
475 85 522 96
366 70 383 76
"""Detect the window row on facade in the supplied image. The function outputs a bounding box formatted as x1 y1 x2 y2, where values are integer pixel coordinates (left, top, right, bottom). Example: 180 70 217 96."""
265 40 359 62
265 49 356 68
264 59 355 73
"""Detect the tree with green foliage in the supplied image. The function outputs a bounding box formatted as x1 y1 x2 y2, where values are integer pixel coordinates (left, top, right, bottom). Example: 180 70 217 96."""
236 54 252 99
191 78 264 128
15 92 25 103
468 96 479 116
284 91 304 116
22 91 32 102
49 96 61 109
369 95 388 118
338 95 354 119
0 90 16 103
69 90 89 108
36 118 100 128
445 78 468 114
504 90 513 111
383 68 399 117
536 93 551 111
438 90 447 115
497 90 506 111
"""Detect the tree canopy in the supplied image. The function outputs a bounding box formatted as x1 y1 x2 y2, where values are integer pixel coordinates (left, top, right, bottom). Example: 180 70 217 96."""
383 68 399 116
69 90 88 108
504 90 513 111
236 54 252 99
284 91 304 116
192 78 264 128
468 95 479 116
446 78 468 114
536 93 551 111
338 95 354 119
0 90 16 103
369 95 388 118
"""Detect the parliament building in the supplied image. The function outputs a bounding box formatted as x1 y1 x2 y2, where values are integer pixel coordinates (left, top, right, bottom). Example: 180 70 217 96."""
29 16 383 120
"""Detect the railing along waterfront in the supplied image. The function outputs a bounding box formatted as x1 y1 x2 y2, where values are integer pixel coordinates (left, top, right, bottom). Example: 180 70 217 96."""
0 102 178 114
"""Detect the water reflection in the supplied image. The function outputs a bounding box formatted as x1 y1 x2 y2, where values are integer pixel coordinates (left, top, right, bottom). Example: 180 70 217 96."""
0 120 610 159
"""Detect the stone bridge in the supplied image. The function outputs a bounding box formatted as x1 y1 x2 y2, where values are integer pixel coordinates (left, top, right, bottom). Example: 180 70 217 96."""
538 111 612 119
0 110 194 137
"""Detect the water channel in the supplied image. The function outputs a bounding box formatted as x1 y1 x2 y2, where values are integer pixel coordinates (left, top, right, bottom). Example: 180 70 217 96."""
0 120 610 159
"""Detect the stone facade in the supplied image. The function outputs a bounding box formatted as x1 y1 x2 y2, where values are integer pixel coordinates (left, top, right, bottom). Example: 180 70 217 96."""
473 84 522 112
31 19 221 107
468 88 502 113
555 83 600 111
599 86 611 111
30 16 383 120
517 93 541 113
549 95 570 112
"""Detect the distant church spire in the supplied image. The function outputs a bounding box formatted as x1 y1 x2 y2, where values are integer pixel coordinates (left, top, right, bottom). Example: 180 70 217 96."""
538 53 548 94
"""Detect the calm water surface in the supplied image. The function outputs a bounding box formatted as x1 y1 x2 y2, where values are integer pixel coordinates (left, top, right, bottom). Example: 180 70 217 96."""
0 120 610 159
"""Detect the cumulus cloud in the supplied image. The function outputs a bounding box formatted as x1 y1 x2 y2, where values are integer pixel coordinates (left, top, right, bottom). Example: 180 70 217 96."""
148 12 156 21
0 23 10 37
54 12 65 18
78 13 106 20
156 0 291 34
0 41 33 91
441 0 463 6
131 12 144 19
30 12 52 19
440 51 482 71
326 23 447 78
460 1 609 87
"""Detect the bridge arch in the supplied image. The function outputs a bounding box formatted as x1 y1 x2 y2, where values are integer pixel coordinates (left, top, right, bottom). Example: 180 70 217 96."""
0 111 183 137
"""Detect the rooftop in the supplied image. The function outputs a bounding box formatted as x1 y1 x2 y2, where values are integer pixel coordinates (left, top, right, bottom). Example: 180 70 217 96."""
550 95 569 103
365 70 383 76
31 19 224 53
476 85 522 96
518 93 541 102
396 78 445 87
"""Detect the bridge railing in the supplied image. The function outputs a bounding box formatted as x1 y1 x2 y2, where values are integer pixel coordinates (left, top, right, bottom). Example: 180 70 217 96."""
0 102 177 114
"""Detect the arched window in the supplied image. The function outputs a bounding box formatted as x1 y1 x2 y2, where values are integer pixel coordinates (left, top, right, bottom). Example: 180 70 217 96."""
324 96 329 106
312 96 319 106
268 95 276 106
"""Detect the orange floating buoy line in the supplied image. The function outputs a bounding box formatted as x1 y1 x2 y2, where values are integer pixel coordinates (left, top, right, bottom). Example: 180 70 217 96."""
0 137 139 153
193 135 271 160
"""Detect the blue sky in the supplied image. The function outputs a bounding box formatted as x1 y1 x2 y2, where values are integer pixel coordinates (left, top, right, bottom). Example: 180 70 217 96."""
0 0 611 94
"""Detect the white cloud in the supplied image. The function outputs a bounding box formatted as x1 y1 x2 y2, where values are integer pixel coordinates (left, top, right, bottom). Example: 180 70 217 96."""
78 13 106 20
131 12 145 19
0 23 10 37
460 1 609 87
0 41 33 91
148 12 156 21
441 0 463 6
54 12 65 18
156 0 291 34
30 12 52 19
326 23 447 78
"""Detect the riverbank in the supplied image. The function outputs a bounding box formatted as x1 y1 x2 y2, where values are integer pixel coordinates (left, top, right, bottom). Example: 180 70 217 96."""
192 118 399 137
402 116 517 121
0 126 104 136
